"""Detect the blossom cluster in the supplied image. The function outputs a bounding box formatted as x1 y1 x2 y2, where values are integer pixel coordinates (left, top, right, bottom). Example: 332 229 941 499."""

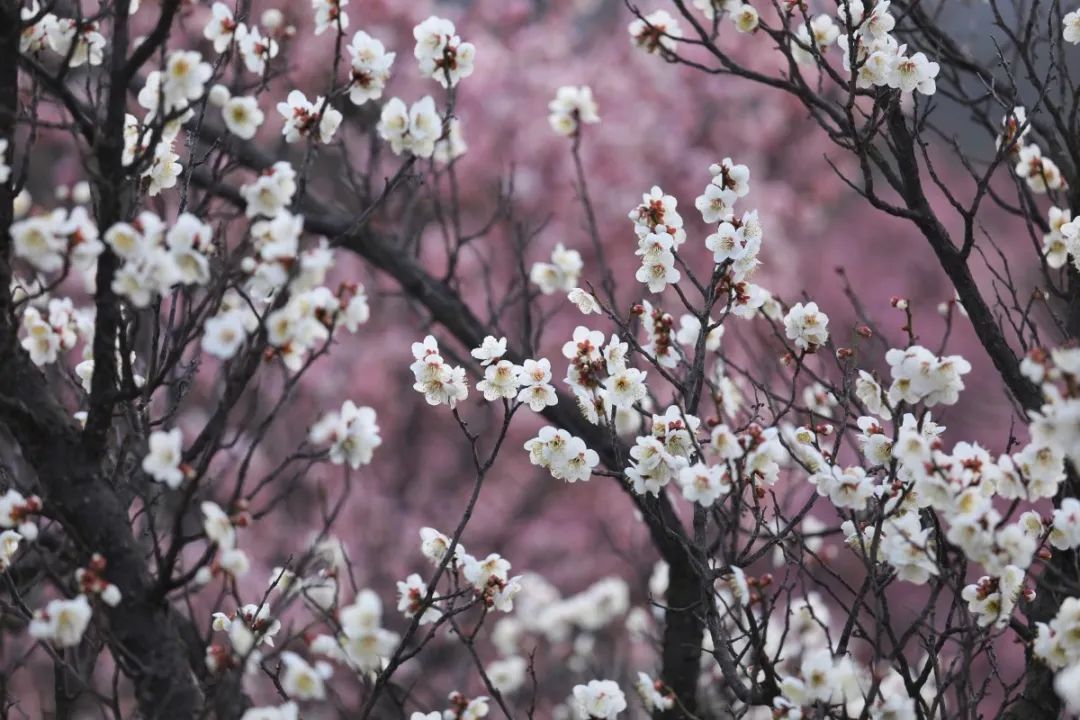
20 2 106 67
548 86 600 137
831 2 939 96
413 17 476 89
470 336 559 410
530 243 583 295
629 186 684 294
309 401 383 469
410 335 469 407
999 105 1065 194
525 427 600 483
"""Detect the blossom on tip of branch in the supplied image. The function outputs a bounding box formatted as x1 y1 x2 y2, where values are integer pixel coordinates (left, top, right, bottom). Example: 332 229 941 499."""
222 96 264 139
477 359 522 402
396 573 439 624
240 703 299 720
201 501 236 550
309 401 382 469
1065 10 1080 44
634 672 674 711
783 302 830 352
142 428 185 488
240 161 297 219
792 15 839 65
277 90 342 144
677 462 731 507
413 16 476 88
732 4 759 32
409 335 468 407
887 50 939 96
885 345 971 407
517 358 558 411
202 310 249 360
1015 144 1065 193
433 117 467 163
470 336 507 366
312 0 348 35
572 679 627 719
628 10 682 54
204 3 239 53
0 530 21 572
29 594 93 647
691 0 739 20
525 427 600 483
377 96 442 158
548 86 600 136
280 651 330 700
0 489 42 541
347 31 395 105
530 242 583 295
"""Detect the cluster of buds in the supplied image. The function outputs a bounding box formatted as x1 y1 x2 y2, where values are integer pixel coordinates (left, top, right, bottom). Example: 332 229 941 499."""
0 489 42 540
633 302 676 362
75 554 122 607
565 334 606 391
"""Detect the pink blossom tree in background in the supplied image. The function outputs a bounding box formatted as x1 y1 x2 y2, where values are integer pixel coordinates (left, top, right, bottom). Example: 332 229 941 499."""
4 0 1080 718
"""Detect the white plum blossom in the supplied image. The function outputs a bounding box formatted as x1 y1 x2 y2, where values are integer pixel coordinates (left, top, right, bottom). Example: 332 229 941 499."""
1055 662 1080 714
572 679 627 719
142 428 184 488
396 573 439 624
433 117 468 163
236 24 279 75
732 5 759 32
677 462 730 506
278 90 342 144
517 358 559 412
0 530 21 572
1065 10 1080 44
413 16 476 88
784 302 830 352
548 86 600 136
888 50 940 95
628 10 682 54
309 401 382 469
347 31 395 105
487 656 528 695
280 651 328 700
240 704 299 720
410 335 469 407
377 96 442 158
29 595 93 647
568 288 601 315
46 18 106 67
0 489 41 540
222 96 264 139
204 3 239 52
202 310 249 360
240 161 297 219
525 427 600 483
530 243 583 295
792 15 839 64
1015 144 1065 193
471 336 507 366
201 501 236 550
477 360 522 402
312 0 348 35
886 345 971 407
